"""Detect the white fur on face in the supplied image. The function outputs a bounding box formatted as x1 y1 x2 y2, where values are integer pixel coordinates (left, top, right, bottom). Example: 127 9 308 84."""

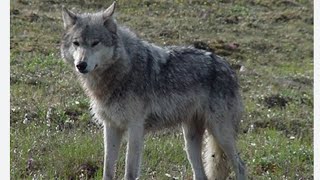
72 45 115 73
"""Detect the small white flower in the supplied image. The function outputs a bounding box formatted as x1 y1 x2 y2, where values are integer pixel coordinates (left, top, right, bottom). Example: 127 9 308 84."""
289 136 295 140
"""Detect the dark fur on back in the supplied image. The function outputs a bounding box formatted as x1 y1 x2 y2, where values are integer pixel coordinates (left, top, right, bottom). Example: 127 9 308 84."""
99 40 239 102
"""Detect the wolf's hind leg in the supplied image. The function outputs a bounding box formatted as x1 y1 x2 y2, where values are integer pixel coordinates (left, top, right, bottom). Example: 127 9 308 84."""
182 120 207 180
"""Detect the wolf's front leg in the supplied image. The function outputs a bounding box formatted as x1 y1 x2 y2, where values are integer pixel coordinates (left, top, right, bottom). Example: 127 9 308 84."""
103 122 123 180
124 124 145 180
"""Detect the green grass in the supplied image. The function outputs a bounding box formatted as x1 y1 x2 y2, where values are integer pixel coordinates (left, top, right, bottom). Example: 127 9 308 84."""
239 129 313 179
11 0 313 179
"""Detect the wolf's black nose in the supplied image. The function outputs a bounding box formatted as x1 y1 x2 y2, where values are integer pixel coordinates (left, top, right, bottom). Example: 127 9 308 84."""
76 62 87 72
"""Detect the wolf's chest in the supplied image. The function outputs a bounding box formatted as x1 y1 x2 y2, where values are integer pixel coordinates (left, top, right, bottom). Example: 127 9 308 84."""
91 103 127 128
90 95 147 128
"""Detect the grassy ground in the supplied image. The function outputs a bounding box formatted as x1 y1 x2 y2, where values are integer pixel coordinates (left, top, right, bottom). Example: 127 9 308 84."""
10 0 313 179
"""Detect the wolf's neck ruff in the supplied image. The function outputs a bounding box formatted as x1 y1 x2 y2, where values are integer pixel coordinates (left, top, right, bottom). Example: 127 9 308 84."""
80 56 129 102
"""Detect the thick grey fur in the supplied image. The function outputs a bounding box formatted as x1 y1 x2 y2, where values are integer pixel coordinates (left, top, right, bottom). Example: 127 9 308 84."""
60 2 247 180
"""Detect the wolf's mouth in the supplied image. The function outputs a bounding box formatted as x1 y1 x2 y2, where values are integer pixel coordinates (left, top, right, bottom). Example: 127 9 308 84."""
79 69 89 74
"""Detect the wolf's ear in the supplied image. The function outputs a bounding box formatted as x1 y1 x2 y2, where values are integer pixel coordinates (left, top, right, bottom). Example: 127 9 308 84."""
103 1 116 18
103 2 117 33
62 7 77 29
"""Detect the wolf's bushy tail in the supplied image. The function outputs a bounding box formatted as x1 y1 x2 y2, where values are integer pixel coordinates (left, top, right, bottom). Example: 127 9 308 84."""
204 132 230 180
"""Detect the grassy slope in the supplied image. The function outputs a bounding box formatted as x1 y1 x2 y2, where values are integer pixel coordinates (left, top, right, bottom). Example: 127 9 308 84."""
10 0 313 179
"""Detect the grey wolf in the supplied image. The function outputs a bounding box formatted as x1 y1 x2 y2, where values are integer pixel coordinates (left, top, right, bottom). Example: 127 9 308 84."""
60 2 247 180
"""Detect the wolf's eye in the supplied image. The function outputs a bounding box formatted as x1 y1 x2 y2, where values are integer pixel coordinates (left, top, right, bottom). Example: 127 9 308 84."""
73 41 80 47
91 41 100 47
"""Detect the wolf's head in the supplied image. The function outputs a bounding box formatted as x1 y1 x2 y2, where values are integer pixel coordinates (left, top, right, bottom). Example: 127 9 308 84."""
61 2 117 74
